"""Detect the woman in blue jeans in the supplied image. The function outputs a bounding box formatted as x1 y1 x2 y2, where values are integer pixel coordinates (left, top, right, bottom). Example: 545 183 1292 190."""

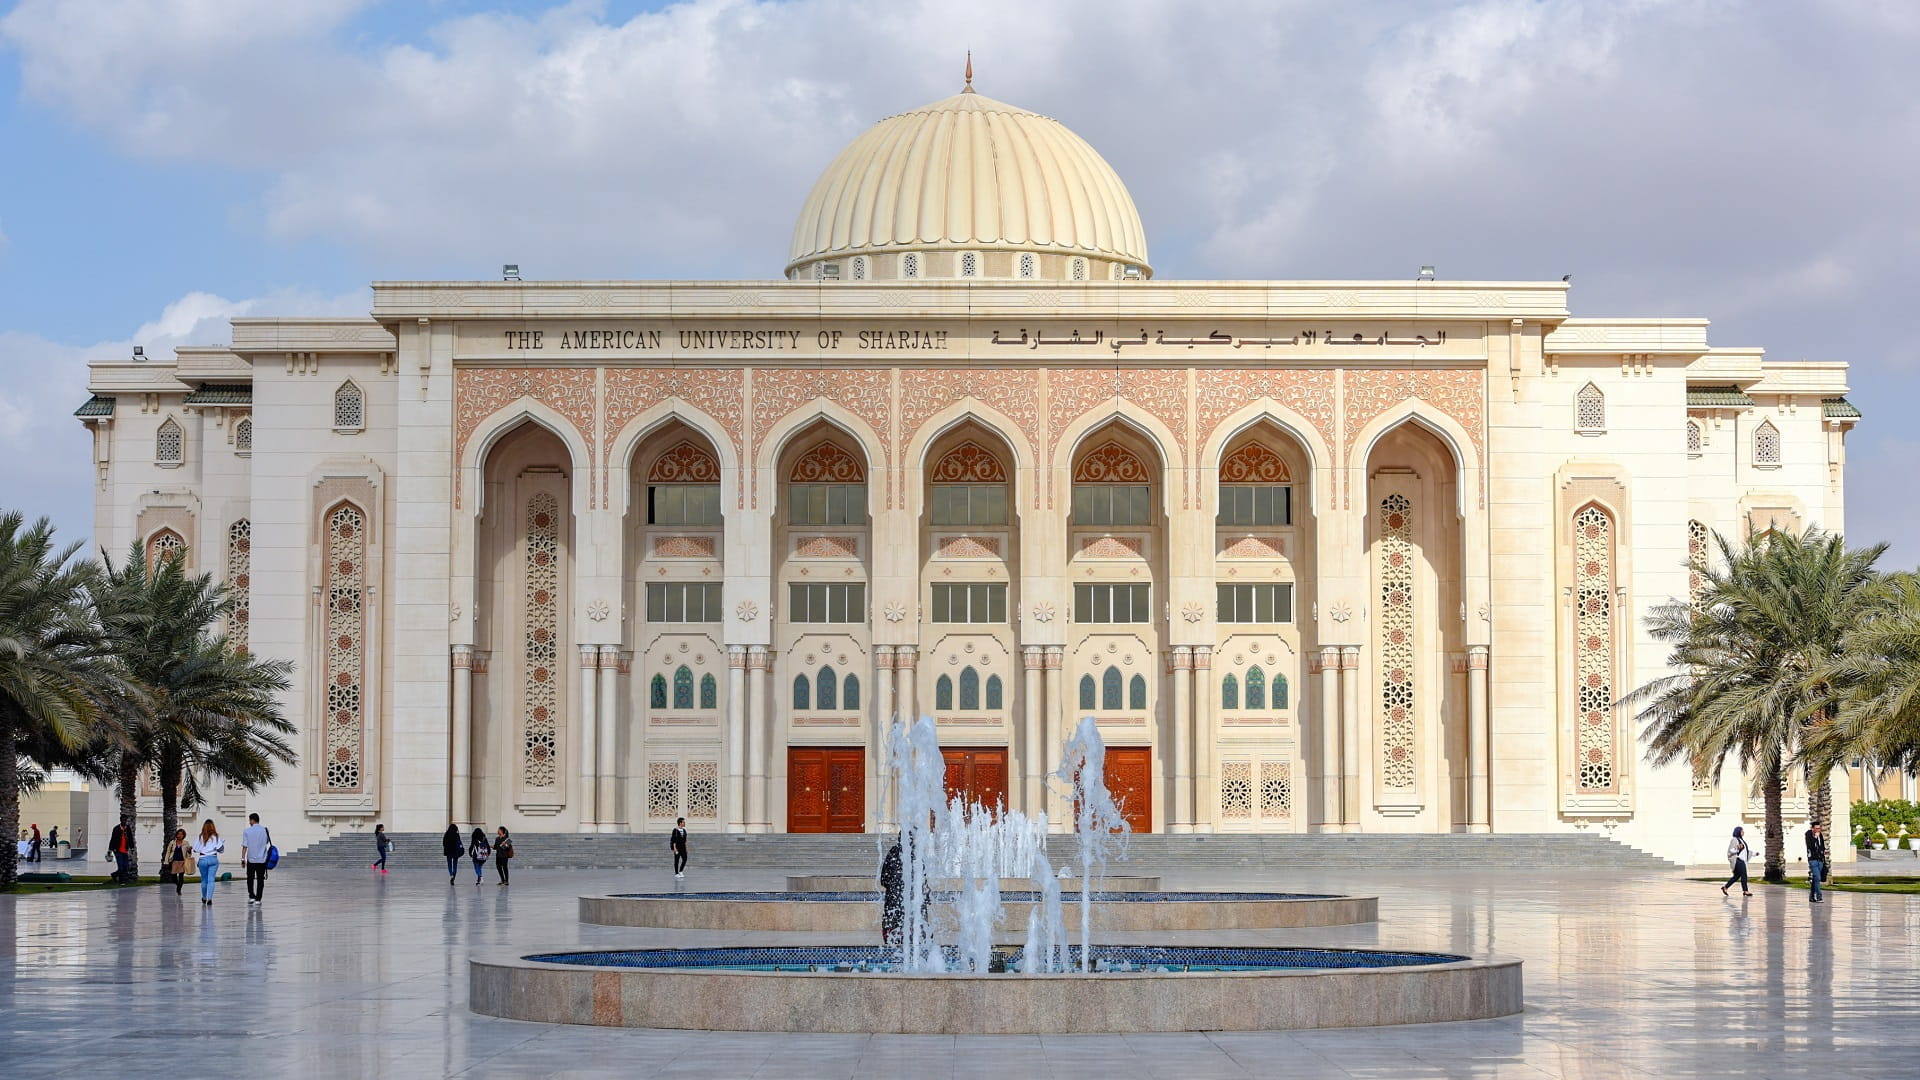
191 819 225 906
442 823 463 883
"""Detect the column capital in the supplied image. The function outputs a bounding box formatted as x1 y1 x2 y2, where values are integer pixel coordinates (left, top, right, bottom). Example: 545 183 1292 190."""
578 644 601 669
1191 645 1212 670
451 644 475 669
728 644 749 668
1169 645 1193 671
874 644 895 668
1043 645 1064 669
1338 645 1361 669
746 645 772 671
894 646 918 670
1022 645 1046 670
1467 644 1490 670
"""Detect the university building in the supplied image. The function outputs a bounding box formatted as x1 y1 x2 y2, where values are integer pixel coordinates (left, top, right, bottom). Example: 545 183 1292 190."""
77 83 1858 863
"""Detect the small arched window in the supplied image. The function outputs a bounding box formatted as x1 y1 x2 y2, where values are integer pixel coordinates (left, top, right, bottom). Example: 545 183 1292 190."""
1102 667 1123 711
234 416 253 453
673 665 694 710
985 674 1003 711
1274 674 1289 710
650 673 668 710
333 381 364 431
902 253 919 279
1079 674 1096 712
700 673 717 710
843 674 860 711
1753 420 1782 466
852 256 867 281
817 666 837 710
1685 420 1702 455
792 674 811 711
1575 383 1605 433
156 418 183 464
1246 666 1266 710
1018 253 1035 279
959 666 980 710
936 674 955 711
1221 673 1239 710
1128 674 1147 710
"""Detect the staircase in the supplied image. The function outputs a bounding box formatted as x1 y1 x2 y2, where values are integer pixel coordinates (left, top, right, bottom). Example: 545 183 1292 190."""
288 830 1675 871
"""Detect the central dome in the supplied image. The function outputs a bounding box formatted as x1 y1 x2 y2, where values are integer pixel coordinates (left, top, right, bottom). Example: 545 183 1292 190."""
786 89 1151 282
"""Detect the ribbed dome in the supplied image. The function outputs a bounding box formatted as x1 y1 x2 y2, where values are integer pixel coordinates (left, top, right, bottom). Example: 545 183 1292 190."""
787 91 1150 278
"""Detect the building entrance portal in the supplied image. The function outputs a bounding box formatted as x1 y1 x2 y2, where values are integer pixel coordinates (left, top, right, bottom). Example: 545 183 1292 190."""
1103 746 1153 835
942 747 1009 814
787 747 865 833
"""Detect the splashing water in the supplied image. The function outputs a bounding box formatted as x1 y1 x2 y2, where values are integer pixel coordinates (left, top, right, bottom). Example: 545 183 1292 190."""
878 714 1127 975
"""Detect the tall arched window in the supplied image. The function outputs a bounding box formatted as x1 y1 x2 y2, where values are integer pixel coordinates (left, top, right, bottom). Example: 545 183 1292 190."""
1221 673 1239 710
1128 674 1147 710
816 666 837 710
1079 674 1096 712
146 528 185 569
1575 383 1605 433
1753 420 1782 466
958 667 980 710
984 674 1002 710
1685 420 1701 455
1573 503 1619 793
1687 519 1709 605
792 674 811 711
333 381 364 431
647 439 722 525
700 673 718 710
226 519 251 651
321 502 367 792
787 442 866 525
155 418 183 464
1246 666 1266 710
234 416 253 453
1102 667 1123 711
936 674 955 711
1273 674 1289 710
651 674 669 709
1073 440 1152 526
673 665 695 710
843 674 860 710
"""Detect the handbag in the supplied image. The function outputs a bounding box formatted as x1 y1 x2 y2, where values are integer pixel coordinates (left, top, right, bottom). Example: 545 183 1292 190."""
265 828 280 870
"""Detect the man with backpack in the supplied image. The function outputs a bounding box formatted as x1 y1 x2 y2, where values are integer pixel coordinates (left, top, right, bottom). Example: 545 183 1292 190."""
242 813 274 905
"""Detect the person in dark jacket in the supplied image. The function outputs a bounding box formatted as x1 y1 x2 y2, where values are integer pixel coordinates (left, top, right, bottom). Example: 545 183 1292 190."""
670 818 689 878
1806 823 1829 903
442 824 463 884
371 824 392 874
467 827 490 885
27 824 40 863
107 821 132 883
880 841 905 946
493 827 513 886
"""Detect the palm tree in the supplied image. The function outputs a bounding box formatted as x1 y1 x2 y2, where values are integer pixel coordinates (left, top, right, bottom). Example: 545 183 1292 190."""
1807 571 1920 782
1631 527 1885 883
0 513 116 889
89 543 293 867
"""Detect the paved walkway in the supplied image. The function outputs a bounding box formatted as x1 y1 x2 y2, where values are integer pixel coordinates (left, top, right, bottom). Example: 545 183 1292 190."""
3 856 1916 1078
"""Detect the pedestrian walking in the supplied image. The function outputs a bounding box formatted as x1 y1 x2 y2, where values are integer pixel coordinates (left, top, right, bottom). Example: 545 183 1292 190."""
1806 823 1829 903
192 819 224 906
107 820 131 883
493 827 513 886
670 817 689 879
47 825 57 858
442 823 463 884
468 827 491 885
371 824 392 874
164 828 190 896
27 824 40 863
241 813 273 906
1722 825 1752 896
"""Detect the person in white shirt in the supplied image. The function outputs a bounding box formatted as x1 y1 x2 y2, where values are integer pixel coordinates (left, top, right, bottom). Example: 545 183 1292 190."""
191 820 225 906
241 814 272 906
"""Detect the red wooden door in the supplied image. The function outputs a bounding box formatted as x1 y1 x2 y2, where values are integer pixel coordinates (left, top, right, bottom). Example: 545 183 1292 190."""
788 747 865 832
941 747 1008 814
1102 747 1152 834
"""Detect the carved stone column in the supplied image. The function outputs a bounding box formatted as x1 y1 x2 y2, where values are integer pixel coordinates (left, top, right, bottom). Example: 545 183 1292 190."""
596 646 622 832
1340 645 1362 832
1467 645 1491 833
1191 646 1213 833
746 645 771 833
872 646 895 830
725 646 748 832
1023 646 1045 816
1043 646 1066 829
894 647 918 724
1169 647 1194 834
577 645 600 833
1316 647 1342 831
451 645 474 825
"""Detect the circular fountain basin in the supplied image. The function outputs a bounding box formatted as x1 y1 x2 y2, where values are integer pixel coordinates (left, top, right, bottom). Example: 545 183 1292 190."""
787 874 1161 892
579 890 1377 932
470 944 1522 1032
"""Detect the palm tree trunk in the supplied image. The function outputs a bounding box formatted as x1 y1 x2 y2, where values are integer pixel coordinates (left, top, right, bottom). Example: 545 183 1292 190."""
1763 758 1786 883
1807 758 1833 860
0 720 19 890
158 744 182 854
117 755 139 882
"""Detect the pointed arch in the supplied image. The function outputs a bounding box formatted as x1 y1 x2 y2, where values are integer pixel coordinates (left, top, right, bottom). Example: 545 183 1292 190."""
1054 404 1181 479
1352 408 1478 518
1102 666 1123 711
1074 440 1152 483
155 417 184 464
1685 419 1702 455
985 674 1003 710
1246 665 1266 710
936 674 955 711
1753 420 1782 465
929 440 1010 483
958 666 981 710
145 527 186 569
1273 673 1289 710
788 441 866 483
699 673 718 710
792 673 811 711
673 665 695 710
1221 672 1239 711
816 666 837 710
1219 443 1291 483
1575 382 1605 433
333 379 365 430
648 439 721 483
1128 673 1147 710
461 409 592 518
1079 674 1096 712
234 416 253 453
651 673 669 709
843 673 860 711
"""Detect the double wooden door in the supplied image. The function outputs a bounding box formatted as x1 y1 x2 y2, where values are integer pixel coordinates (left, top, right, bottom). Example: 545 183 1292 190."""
941 747 1009 814
787 747 865 832
1101 746 1152 834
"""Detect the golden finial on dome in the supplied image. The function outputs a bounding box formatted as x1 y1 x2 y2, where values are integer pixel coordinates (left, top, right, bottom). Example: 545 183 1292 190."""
963 51 973 93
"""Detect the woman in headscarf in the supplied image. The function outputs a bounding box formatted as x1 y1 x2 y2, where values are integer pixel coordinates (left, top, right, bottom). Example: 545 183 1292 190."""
1722 825 1752 896
442 823 464 885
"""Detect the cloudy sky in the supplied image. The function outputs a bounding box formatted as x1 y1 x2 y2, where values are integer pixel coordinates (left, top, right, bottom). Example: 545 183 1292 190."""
1 0 1915 564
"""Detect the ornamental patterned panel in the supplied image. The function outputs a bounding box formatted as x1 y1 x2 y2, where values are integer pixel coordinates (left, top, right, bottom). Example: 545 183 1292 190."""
750 368 890 507
1194 368 1336 466
1221 761 1253 819
1343 368 1484 506
928 440 1011 483
226 520 251 652
936 535 1001 559
603 367 746 506
146 529 185 569
794 534 860 559
1575 384 1605 432
687 761 719 819
653 535 718 559
156 418 184 464
322 504 366 792
521 492 561 791
1753 421 1782 465
1687 520 1708 605
1219 443 1291 483
1259 761 1292 818
1078 536 1145 559
1376 493 1417 793
647 439 721 483
788 442 867 483
1073 441 1151 483
453 368 596 507
1221 535 1286 559
1573 504 1618 793
901 371 1039 504
1047 368 1187 507
647 761 679 819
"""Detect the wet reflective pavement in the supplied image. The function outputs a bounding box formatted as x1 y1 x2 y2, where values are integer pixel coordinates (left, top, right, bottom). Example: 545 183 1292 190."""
3 860 1916 1078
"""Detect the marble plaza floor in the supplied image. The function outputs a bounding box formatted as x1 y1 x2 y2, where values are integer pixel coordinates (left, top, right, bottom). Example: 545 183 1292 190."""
3 855 1917 1079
